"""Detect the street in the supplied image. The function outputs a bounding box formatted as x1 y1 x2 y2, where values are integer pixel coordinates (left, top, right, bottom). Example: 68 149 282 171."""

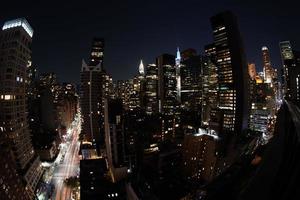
52 125 80 200
37 113 81 200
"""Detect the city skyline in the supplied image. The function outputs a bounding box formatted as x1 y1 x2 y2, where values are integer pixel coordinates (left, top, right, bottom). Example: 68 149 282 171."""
1 3 300 200
1 0 300 82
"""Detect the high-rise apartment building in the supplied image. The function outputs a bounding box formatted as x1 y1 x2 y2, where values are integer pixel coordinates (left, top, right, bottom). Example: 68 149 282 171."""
210 11 249 136
182 132 218 182
0 18 43 199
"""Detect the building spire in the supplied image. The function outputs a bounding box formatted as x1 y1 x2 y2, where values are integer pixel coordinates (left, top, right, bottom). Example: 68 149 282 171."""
176 47 181 59
175 47 181 102
176 47 181 65
139 59 145 75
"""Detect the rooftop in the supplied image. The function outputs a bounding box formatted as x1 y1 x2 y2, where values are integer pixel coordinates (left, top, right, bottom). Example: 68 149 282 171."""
2 18 33 37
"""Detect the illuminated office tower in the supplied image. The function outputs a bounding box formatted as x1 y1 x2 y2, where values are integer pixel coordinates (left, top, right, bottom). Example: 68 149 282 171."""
210 11 249 135
180 49 202 112
157 54 177 115
115 80 129 108
145 63 159 114
202 44 218 124
249 82 271 135
124 60 146 111
262 46 274 83
130 75 144 110
80 38 106 149
280 41 294 99
280 41 300 104
0 18 43 198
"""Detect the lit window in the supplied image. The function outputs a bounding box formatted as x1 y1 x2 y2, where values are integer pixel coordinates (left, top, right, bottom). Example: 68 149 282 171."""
3 95 14 100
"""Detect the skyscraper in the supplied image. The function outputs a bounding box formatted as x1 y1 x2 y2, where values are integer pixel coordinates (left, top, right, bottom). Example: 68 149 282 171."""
139 59 145 76
180 49 202 112
145 63 159 114
202 44 218 125
249 82 271 135
156 54 177 115
262 46 274 83
175 48 182 102
80 38 106 150
210 11 249 136
0 18 43 199
280 41 300 104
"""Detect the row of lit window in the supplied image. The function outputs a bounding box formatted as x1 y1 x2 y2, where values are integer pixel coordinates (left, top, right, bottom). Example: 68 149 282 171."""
0 95 15 100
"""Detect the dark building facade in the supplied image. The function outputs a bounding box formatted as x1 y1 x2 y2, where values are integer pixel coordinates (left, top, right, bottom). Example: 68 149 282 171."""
0 141 32 200
180 49 202 112
80 158 125 200
80 38 106 148
0 18 44 198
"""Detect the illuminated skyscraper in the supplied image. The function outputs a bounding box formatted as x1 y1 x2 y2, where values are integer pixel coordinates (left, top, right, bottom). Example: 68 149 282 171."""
180 49 202 112
157 54 176 115
249 82 271 135
139 59 145 76
202 44 218 125
262 46 274 83
279 41 300 104
145 63 159 114
0 18 43 199
175 47 182 102
210 11 249 135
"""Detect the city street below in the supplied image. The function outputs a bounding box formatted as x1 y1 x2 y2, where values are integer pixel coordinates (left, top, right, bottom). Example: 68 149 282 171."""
38 113 81 200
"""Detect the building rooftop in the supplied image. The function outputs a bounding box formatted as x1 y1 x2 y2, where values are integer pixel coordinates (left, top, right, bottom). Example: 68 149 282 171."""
2 18 33 37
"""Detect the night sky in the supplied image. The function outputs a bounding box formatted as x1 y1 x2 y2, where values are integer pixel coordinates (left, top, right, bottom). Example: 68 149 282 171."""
1 0 300 83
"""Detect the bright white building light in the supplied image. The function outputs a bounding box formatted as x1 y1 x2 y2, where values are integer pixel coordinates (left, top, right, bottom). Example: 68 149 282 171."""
2 18 33 37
